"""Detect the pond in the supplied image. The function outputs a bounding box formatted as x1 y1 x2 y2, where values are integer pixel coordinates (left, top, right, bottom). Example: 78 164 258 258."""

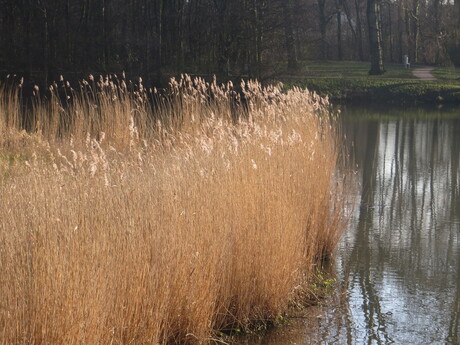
238 104 460 344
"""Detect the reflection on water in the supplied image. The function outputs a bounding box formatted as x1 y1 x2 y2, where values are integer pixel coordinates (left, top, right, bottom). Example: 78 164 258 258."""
338 107 460 345
239 106 460 345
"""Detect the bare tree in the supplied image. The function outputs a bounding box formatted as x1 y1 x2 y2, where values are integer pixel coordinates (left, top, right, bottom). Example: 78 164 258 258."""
367 0 385 74
282 0 298 72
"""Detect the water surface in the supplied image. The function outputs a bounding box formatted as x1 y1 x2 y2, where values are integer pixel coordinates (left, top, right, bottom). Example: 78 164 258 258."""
241 105 460 344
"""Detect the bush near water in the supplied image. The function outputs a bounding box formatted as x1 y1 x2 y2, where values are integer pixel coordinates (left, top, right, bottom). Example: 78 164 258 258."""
0 75 345 345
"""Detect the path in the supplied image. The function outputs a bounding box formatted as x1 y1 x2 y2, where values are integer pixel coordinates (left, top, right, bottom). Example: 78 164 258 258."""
412 66 436 80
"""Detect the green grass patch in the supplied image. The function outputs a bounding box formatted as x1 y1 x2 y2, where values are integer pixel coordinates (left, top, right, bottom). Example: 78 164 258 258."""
338 103 460 121
285 78 460 103
296 60 414 79
274 60 460 104
282 77 460 104
432 66 460 80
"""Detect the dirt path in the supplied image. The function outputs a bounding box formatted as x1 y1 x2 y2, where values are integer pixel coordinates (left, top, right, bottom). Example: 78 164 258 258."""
412 66 436 80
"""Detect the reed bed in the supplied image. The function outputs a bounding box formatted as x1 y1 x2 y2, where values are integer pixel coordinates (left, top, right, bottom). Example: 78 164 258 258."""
0 75 345 345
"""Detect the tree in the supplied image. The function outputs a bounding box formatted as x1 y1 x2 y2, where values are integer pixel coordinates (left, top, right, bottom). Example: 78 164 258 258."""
317 0 332 59
335 0 343 60
282 0 298 72
367 0 385 74
3 0 459 81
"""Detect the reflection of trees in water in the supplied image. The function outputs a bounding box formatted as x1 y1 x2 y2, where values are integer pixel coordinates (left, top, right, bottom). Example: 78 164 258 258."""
447 250 459 344
379 119 457 278
340 116 460 344
447 124 460 344
346 120 393 344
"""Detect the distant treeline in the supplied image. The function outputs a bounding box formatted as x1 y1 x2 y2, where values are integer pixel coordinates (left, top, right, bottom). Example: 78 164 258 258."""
1 0 460 84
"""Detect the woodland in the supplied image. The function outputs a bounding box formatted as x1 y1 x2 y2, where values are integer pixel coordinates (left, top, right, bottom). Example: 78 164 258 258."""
1 0 460 83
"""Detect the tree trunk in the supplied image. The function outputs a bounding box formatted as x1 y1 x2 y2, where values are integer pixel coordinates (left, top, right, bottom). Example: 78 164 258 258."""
354 0 364 60
156 0 164 80
282 0 298 73
342 0 359 60
102 0 107 70
367 0 385 74
387 3 393 62
318 0 329 59
253 0 262 77
24 0 33 78
336 0 343 60
43 7 50 84
412 0 420 63
456 0 460 43
214 0 229 75
397 1 404 61
177 1 185 72
433 0 441 63
404 6 416 63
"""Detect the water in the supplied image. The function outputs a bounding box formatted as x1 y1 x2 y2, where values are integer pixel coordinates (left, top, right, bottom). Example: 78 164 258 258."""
239 105 460 344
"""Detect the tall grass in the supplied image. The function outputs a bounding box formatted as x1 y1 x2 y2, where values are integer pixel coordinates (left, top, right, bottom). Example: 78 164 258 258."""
0 74 346 345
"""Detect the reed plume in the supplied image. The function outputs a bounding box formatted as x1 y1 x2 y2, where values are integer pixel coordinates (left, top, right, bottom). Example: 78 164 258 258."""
0 74 347 345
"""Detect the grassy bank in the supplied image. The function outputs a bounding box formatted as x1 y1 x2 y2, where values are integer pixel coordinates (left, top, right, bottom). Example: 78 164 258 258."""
0 75 346 344
278 61 460 103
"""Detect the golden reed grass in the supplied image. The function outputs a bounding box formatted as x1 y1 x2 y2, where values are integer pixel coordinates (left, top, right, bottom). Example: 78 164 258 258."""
0 74 346 344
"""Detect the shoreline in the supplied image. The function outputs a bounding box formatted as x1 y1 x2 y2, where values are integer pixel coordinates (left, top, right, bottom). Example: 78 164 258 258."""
280 77 460 104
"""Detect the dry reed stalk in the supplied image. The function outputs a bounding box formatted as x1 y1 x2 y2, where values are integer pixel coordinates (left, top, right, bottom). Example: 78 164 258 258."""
0 75 347 345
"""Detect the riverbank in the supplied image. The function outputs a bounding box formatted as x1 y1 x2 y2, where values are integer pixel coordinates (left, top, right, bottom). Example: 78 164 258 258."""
282 78 460 104
277 61 460 104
